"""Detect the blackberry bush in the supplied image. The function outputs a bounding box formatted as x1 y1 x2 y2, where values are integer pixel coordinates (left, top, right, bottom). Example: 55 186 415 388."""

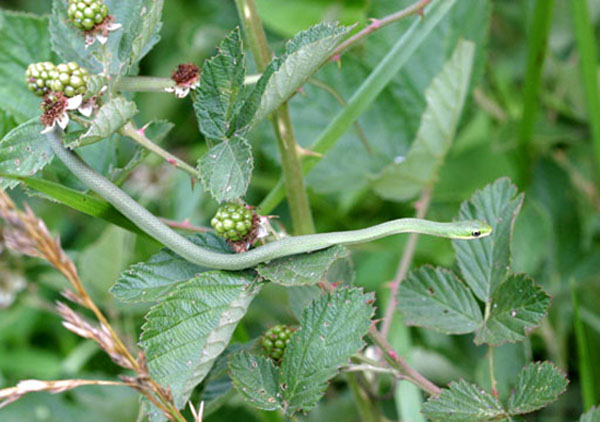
67 0 109 31
49 62 90 98
210 202 254 241
25 62 56 96
261 325 294 361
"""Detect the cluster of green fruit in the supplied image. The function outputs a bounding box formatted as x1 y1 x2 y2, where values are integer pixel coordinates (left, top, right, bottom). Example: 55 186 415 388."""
262 325 295 361
210 202 254 242
25 62 90 98
67 0 109 31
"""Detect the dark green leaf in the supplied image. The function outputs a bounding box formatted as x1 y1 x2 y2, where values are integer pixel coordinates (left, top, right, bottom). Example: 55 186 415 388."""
0 119 53 188
118 0 163 73
475 274 551 346
141 271 261 408
422 379 506 422
229 352 282 411
256 245 352 286
453 178 524 302
398 266 483 334
507 362 568 415
75 98 138 147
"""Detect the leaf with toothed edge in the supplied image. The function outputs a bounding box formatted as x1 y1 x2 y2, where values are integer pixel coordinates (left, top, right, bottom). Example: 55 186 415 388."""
422 379 506 422
507 362 568 415
453 177 524 302
74 97 138 148
474 274 551 346
579 407 600 422
397 266 483 334
0 119 54 189
141 271 261 409
229 352 282 411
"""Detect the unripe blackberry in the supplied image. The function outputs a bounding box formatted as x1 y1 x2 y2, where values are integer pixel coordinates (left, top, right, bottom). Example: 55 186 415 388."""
25 62 56 97
262 325 294 361
67 0 109 31
210 202 254 242
49 62 90 98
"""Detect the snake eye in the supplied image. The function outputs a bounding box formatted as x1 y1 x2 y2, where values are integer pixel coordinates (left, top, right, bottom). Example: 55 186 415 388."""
472 230 481 238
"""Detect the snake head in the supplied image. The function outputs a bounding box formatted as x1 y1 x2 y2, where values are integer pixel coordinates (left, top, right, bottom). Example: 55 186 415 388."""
454 220 493 239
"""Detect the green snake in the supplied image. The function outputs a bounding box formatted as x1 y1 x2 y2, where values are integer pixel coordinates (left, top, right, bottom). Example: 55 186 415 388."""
48 129 492 271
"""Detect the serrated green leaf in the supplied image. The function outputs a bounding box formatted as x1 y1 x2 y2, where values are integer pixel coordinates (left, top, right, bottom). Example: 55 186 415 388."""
507 362 568 415
475 274 550 346
198 135 253 202
579 406 600 422
119 0 163 73
74 98 137 147
141 271 261 408
252 22 351 123
0 119 53 189
193 28 246 141
229 352 282 411
0 11 53 122
110 233 231 303
397 266 483 335
453 178 524 302
256 245 352 286
279 287 374 414
422 379 506 422
372 39 475 201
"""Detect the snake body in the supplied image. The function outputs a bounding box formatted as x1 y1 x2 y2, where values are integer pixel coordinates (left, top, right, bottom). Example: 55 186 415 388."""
48 130 492 271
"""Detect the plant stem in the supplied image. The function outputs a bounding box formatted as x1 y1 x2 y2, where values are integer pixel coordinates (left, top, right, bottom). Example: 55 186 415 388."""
488 346 498 397
118 76 176 92
570 0 600 180
120 122 201 180
570 279 596 410
235 0 314 234
329 0 432 59
345 373 383 422
380 186 432 338
518 0 554 180
258 0 457 214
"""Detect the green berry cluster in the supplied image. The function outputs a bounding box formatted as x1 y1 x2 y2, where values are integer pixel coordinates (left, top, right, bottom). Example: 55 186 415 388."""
262 325 294 361
210 202 254 241
49 62 90 98
25 62 56 96
67 0 109 31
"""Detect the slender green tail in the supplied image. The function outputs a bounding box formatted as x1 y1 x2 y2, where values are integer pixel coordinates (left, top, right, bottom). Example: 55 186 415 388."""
47 129 492 271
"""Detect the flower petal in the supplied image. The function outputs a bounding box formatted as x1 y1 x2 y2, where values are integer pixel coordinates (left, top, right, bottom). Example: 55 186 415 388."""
78 102 93 117
66 95 83 110
96 34 108 45
57 113 70 130
107 23 122 31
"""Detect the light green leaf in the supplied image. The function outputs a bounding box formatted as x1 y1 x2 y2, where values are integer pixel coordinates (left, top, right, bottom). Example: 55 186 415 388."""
75 97 138 147
507 362 568 415
256 245 352 286
579 406 600 422
372 39 475 201
279 287 374 414
141 271 261 408
198 135 253 202
0 11 53 122
453 178 524 302
252 22 350 123
422 379 506 422
110 233 231 303
119 0 163 72
0 119 53 189
475 274 550 346
192 28 246 141
229 352 282 411
397 266 483 335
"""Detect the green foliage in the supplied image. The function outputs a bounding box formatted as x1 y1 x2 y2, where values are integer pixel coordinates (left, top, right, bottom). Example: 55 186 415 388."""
256 245 352 286
580 407 600 422
0 118 53 188
507 362 568 415
230 287 374 415
372 39 475 201
141 271 261 407
76 97 138 147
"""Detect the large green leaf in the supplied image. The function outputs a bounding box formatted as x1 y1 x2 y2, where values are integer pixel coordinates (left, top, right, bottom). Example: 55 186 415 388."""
453 178 524 302
0 119 53 188
192 28 246 141
371 39 475 201
229 352 282 411
197 135 253 202
279 287 374 414
0 11 53 122
580 407 600 422
252 22 351 123
74 98 138 147
474 274 550 346
256 245 352 286
422 380 506 422
110 233 231 303
507 362 568 415
141 271 261 408
397 266 483 334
